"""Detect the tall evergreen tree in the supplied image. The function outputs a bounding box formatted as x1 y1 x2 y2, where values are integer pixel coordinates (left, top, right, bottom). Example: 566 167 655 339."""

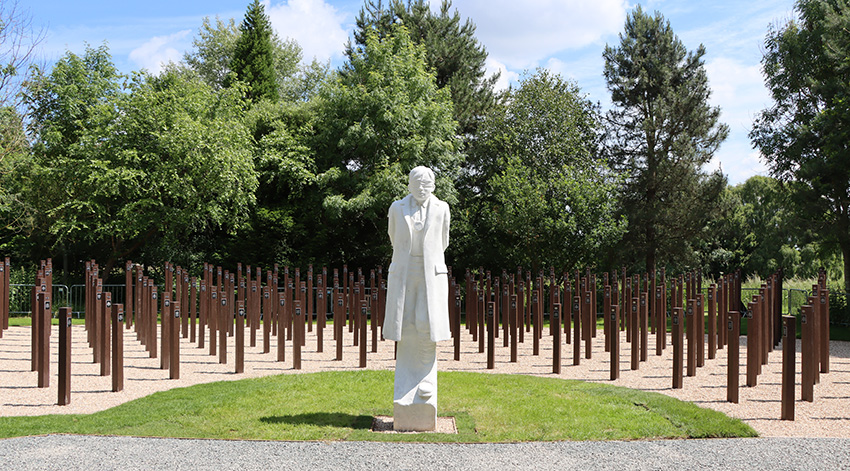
229 0 279 102
603 6 728 273
750 0 850 292
348 0 499 137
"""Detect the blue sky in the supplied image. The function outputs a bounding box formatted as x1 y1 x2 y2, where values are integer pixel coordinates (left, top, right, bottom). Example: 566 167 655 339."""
26 0 798 185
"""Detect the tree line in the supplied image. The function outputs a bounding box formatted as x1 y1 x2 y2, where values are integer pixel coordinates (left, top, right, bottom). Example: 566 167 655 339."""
0 0 846 291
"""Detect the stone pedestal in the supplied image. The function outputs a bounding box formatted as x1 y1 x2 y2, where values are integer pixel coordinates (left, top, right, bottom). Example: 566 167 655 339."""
393 403 436 431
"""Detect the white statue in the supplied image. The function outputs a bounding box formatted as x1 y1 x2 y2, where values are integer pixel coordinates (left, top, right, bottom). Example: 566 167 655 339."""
384 166 451 431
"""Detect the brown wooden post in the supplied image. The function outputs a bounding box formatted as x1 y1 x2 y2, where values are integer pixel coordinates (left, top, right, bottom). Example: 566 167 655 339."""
293 300 302 370
170 301 180 379
100 292 111 376
219 291 227 365
549 302 562 375
190 277 197 343
182 272 190 338
278 293 287 363
58 306 72 404
262 286 271 354
149 286 158 359
510 294 518 363
124 261 133 329
630 297 639 370
93 281 102 364
708 285 717 360
610 304 620 381
334 289 342 361
696 294 705 368
820 288 829 374
111 303 124 392
352 278 360 346
672 307 683 389
249 280 258 348
572 295 581 365
209 287 218 356
484 300 494 370
478 289 486 353
590 274 597 339
686 299 696 377
584 289 593 359
781 315 795 420
161 291 171 370
453 293 461 361
801 304 814 402
37 289 50 387
236 300 245 374
360 301 368 368
640 291 648 362
728 310 740 403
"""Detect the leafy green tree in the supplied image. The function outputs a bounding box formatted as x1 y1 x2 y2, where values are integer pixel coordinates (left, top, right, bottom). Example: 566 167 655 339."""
316 23 461 266
20 45 257 278
183 15 302 94
603 6 728 273
349 0 499 137
750 0 850 291
463 69 626 271
228 0 283 102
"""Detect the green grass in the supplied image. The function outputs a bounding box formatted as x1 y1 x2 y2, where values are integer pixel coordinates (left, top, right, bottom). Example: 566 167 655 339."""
0 370 755 442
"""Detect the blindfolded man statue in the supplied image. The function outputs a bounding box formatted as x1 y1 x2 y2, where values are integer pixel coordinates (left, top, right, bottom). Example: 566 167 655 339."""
384 166 451 431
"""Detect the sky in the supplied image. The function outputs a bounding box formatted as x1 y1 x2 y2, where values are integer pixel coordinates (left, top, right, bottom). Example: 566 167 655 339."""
24 0 798 185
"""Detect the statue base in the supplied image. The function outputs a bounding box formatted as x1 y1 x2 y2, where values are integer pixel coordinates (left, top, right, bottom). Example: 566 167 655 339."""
393 402 437 431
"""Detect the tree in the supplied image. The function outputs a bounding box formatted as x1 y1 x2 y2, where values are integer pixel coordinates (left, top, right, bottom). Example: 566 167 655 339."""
462 69 626 271
20 45 257 278
603 6 728 273
228 0 283 102
750 0 850 292
316 23 461 266
349 0 499 137
183 15 302 94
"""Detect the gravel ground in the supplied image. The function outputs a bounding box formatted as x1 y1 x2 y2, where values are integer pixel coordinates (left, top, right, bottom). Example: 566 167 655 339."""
2 321 850 469
2 434 850 471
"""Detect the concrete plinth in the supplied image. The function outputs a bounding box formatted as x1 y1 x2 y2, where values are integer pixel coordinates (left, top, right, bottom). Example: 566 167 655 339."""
393 402 436 431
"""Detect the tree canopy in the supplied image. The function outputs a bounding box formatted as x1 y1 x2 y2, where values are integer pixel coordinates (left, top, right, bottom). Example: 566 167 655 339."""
750 0 850 291
603 6 728 273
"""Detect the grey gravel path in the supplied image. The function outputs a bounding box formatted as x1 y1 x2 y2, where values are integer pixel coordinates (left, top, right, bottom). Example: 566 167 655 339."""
2 435 850 470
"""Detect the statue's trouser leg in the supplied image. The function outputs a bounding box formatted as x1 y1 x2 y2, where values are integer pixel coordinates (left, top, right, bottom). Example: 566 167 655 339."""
393 257 438 430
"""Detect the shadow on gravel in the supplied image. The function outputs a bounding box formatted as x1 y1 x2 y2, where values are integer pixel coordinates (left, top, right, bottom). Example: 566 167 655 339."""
260 412 373 430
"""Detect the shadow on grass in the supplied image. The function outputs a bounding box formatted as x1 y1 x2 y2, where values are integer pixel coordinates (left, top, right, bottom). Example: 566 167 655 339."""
260 412 373 430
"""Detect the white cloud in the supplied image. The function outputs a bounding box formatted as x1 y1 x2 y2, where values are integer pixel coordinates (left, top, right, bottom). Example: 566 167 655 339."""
128 30 191 74
485 57 519 92
703 56 772 184
265 0 349 63
449 0 627 70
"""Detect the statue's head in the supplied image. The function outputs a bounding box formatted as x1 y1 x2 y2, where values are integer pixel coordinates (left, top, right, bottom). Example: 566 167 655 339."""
408 166 435 204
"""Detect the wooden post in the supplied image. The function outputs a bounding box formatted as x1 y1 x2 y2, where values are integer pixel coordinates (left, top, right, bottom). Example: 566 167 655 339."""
170 301 180 379
334 291 342 361
360 301 368 368
58 307 72 405
219 292 227 365
801 305 814 402
696 294 705 368
510 294 518 363
584 290 592 359
603 284 611 353
487 301 495 370
552 303 561 374
149 286 158 359
820 288 830 374
100 292 111 376
630 297 639 370
293 301 303 370
655 285 664 356
453 293 461 361
672 307 683 389
781 315 795 420
263 286 271 354
746 300 758 387
572 295 581 365
610 304 619 381
727 311 740 403
478 289 486 353
236 301 245 374
112 304 124 391
640 292 648 362
125 262 133 329
278 294 287 363
708 285 717 360
161 291 171 370
686 299 696 377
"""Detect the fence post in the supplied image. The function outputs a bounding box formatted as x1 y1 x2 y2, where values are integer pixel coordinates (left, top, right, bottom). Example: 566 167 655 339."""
487 301 495 370
727 311 740 403
610 304 619 381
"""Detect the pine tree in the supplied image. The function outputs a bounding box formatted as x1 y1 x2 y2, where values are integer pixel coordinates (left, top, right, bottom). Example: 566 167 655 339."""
229 0 279 102
603 6 728 272
348 0 499 137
